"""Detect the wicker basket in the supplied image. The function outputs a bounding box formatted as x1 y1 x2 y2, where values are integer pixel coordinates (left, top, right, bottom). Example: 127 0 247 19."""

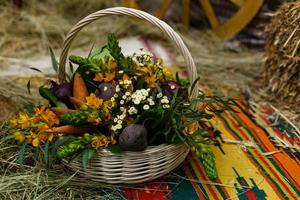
58 7 199 184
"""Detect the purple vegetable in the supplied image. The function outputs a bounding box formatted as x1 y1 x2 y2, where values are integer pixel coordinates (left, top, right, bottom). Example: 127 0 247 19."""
51 80 71 103
161 80 188 100
118 124 148 151
95 83 115 100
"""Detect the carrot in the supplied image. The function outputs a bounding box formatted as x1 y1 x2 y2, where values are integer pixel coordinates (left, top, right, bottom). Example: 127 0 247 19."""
73 73 89 102
51 107 75 116
69 97 84 110
45 125 93 135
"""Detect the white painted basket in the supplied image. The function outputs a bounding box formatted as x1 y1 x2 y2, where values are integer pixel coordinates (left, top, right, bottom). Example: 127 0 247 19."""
58 7 198 184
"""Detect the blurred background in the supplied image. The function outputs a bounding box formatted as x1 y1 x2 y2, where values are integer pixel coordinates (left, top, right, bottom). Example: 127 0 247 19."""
0 0 298 125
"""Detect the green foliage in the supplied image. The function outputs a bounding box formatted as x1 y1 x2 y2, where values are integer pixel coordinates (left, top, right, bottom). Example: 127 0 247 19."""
106 33 123 61
107 145 124 154
49 47 59 73
82 148 95 168
59 110 90 125
27 80 31 94
199 148 217 180
57 134 93 158
43 141 50 166
50 136 75 160
17 142 27 168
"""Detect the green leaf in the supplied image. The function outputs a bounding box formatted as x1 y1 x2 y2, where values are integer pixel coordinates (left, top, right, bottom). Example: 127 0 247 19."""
87 43 95 57
136 77 145 89
49 48 59 73
44 141 49 165
190 77 201 95
27 80 31 94
82 148 95 168
107 145 124 154
107 33 123 60
1 135 15 142
29 67 43 73
17 142 27 167
175 72 181 84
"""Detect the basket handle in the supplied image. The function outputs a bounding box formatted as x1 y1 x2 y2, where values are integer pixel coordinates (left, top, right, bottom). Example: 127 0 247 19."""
58 7 198 96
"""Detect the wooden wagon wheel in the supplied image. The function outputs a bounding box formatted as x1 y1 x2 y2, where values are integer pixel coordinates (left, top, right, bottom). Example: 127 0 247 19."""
122 0 264 40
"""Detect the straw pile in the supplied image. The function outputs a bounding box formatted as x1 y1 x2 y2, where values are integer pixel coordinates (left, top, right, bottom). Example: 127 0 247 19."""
263 2 300 106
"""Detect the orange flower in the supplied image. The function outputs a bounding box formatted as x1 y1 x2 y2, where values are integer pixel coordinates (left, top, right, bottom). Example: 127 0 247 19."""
86 93 103 109
106 60 117 70
38 132 54 143
25 131 39 147
33 106 59 126
88 113 102 125
93 73 104 82
91 135 109 149
183 121 199 135
37 124 54 143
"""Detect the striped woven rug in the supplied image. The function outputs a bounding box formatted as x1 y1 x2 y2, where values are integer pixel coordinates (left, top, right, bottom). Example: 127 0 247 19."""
123 99 300 199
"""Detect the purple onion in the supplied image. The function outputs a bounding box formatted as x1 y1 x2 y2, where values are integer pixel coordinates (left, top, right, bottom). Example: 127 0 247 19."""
51 80 71 103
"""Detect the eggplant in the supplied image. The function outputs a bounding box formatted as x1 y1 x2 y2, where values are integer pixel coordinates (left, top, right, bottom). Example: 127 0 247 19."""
118 124 148 151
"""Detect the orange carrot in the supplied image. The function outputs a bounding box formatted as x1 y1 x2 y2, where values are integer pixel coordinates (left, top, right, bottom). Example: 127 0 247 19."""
69 97 84 110
73 73 89 102
45 125 93 135
51 107 75 116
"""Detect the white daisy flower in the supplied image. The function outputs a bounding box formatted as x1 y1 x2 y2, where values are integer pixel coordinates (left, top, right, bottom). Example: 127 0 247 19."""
143 105 150 110
116 124 122 129
163 104 170 109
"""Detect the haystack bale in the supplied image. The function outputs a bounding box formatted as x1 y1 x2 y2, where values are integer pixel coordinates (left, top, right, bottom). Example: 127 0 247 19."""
264 2 300 106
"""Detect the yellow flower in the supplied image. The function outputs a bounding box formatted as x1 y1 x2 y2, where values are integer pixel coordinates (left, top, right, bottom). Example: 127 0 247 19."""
162 67 173 80
91 135 109 149
18 113 31 129
183 121 199 135
91 134 116 149
145 74 157 88
86 93 103 109
9 118 18 128
32 137 39 147
14 131 25 143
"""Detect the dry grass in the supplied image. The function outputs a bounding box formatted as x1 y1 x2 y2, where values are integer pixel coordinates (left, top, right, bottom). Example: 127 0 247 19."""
263 2 300 109
0 1 298 198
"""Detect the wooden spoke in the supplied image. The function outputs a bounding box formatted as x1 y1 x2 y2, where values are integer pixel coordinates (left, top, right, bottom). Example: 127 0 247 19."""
122 0 264 40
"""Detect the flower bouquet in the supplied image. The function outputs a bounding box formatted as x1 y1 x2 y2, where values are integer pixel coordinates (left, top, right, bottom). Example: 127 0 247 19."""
7 7 231 184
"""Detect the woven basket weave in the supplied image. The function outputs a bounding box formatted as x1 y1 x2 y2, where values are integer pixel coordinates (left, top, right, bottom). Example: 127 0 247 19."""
58 7 198 184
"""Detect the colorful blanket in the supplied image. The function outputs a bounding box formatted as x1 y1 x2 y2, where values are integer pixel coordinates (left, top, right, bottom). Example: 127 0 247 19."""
123 100 300 200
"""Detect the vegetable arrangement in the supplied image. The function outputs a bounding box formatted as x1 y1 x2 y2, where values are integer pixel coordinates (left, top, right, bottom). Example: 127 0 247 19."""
9 34 231 180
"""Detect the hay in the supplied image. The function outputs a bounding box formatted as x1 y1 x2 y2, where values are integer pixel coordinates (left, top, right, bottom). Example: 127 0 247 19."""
263 2 300 107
